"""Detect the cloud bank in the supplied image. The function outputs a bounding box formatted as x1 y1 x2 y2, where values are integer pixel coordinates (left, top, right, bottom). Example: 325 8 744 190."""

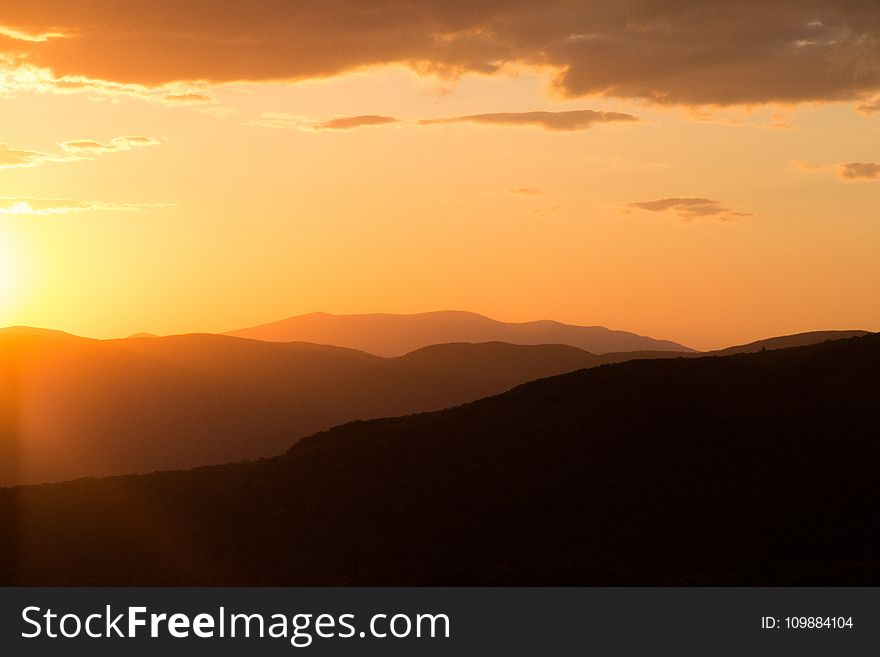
2 2 880 106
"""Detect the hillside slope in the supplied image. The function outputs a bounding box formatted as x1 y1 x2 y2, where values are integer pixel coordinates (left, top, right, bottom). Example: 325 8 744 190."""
0 330 601 485
2 334 877 585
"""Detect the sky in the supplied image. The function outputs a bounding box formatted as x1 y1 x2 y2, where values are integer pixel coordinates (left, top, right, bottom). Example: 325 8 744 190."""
0 1 878 350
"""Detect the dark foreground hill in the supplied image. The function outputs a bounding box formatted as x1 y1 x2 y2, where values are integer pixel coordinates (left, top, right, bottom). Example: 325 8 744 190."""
0 330 606 486
226 310 694 355
1 334 877 585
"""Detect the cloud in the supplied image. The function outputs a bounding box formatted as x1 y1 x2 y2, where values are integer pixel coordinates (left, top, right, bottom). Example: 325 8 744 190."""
765 112 794 130
791 160 826 172
0 136 159 169
163 91 212 104
0 56 226 113
0 197 173 216
313 115 399 131
511 187 544 196
0 25 67 43
419 110 638 131
837 162 880 181
856 96 880 114
246 112 303 129
60 135 159 154
2 2 880 106
0 143 54 168
248 112 399 131
626 197 753 222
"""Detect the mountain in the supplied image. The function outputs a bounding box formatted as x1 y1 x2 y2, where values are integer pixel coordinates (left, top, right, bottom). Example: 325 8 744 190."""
0 330 603 486
0 327 866 486
226 311 694 356
711 330 870 356
592 330 873 364
2 334 877 586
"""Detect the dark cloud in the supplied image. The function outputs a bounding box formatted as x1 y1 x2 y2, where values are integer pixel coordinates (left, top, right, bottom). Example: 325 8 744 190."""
3 2 880 106
420 110 638 131
837 162 880 180
627 197 753 222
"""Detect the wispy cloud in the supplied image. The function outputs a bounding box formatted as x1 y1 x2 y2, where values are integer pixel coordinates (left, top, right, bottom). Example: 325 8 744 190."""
626 197 753 222
765 112 795 130
0 197 174 216
533 205 561 216
313 115 399 131
0 25 68 43
60 135 160 154
248 112 399 131
419 110 639 131
791 160 827 172
510 187 544 196
856 95 880 115
0 136 159 169
0 57 228 113
163 91 213 104
0 143 57 169
837 162 880 181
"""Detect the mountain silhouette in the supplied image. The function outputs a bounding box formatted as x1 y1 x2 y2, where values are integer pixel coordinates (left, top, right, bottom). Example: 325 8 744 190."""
226 310 694 355
0 330 606 486
592 329 873 364
1 333 876 585
1 327 868 486
711 330 870 356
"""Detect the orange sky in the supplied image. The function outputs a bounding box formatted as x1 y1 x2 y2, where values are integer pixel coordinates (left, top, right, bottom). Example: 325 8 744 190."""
0 2 878 350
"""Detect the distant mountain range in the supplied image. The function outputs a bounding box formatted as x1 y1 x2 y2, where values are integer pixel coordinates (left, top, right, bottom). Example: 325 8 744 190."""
2 333 876 585
225 311 695 355
0 326 869 487
0 330 602 486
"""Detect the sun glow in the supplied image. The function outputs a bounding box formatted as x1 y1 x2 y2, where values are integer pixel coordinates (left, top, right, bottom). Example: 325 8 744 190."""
0 231 24 315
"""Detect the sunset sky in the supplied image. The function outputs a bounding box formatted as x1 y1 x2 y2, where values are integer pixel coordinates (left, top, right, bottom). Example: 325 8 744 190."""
0 2 878 350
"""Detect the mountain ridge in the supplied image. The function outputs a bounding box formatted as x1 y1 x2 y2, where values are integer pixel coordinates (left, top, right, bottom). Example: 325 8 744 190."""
0 332 600 486
2 333 877 585
224 310 695 355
